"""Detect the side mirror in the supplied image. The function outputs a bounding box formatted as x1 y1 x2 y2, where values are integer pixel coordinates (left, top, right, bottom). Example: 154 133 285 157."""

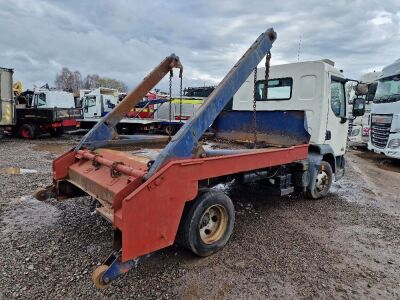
355 83 368 96
352 97 365 117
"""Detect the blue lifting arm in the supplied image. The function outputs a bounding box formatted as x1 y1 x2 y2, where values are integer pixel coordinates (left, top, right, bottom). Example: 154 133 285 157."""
146 28 277 178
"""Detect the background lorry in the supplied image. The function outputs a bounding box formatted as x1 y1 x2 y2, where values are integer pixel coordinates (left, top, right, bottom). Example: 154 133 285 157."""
0 68 82 139
78 87 119 129
34 28 365 288
348 71 381 147
368 59 400 159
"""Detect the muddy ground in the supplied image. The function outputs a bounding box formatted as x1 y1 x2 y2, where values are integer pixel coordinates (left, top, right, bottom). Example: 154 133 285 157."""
0 136 400 299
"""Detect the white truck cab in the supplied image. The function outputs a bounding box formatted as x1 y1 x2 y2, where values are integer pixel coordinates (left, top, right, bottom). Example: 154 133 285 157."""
348 71 381 147
233 60 349 165
82 87 119 119
32 89 75 108
368 59 400 159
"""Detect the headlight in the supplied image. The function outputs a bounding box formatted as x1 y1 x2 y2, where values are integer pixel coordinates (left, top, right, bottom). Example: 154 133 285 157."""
351 128 360 137
388 139 400 149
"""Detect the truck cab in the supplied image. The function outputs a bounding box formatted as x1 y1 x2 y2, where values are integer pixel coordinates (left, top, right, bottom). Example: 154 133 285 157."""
348 72 381 147
230 60 349 179
82 87 119 119
368 59 400 159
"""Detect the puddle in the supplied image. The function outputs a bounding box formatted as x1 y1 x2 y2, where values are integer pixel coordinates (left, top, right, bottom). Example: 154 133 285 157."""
2 167 38 174
32 143 70 154
2 196 61 233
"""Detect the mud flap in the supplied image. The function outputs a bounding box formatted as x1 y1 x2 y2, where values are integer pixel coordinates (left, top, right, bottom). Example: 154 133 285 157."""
307 152 323 191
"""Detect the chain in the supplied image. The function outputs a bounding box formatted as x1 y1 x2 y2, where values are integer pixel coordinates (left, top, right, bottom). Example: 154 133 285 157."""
179 69 183 124
168 70 173 140
265 51 271 100
252 67 258 148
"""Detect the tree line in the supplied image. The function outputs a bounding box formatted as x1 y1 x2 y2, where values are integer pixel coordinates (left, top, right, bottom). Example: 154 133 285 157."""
55 67 128 93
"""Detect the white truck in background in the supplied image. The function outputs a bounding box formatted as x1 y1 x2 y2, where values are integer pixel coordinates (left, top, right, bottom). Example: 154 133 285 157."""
223 59 365 190
1 67 82 138
368 59 400 159
78 87 119 129
348 71 381 147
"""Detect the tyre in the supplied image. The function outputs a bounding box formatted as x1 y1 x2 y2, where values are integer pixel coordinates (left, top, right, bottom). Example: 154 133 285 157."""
50 127 64 137
178 190 235 257
307 161 333 199
164 125 177 136
19 124 37 139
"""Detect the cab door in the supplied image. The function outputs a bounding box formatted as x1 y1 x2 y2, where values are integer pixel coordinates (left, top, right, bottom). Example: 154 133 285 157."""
325 74 348 156
84 96 98 118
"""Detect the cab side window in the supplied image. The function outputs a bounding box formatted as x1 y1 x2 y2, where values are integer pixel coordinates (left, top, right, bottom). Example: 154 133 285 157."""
37 93 46 106
331 79 346 117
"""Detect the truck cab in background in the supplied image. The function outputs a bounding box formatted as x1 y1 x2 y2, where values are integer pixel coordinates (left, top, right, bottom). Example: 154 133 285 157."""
0 67 82 139
224 60 358 186
368 59 400 159
79 87 119 129
348 71 381 147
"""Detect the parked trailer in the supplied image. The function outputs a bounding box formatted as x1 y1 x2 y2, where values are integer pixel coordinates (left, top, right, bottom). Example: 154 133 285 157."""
35 28 365 288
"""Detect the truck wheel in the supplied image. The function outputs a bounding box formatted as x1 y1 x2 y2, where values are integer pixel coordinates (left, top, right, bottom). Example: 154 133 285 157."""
307 161 333 199
50 127 64 137
178 190 235 257
19 124 37 139
164 125 176 136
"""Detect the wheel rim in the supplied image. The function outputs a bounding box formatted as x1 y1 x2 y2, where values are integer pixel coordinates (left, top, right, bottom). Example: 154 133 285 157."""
315 170 329 192
199 204 228 244
21 128 30 138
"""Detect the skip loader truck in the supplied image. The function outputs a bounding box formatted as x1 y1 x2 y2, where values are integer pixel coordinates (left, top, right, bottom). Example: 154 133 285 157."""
34 28 366 288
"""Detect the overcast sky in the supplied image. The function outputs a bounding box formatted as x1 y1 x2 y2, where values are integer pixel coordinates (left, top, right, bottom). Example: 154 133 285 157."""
1 0 399 92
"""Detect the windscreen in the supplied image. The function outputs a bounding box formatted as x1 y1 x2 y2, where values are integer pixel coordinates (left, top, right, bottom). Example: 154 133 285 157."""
374 75 400 103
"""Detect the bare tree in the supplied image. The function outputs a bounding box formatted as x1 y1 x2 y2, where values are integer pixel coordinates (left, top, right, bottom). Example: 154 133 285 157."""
55 67 73 92
82 74 100 90
55 68 82 93
56 68 128 93
96 77 128 92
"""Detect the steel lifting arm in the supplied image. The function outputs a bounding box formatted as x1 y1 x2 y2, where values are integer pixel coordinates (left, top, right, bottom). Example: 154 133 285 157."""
76 54 183 149
146 28 277 178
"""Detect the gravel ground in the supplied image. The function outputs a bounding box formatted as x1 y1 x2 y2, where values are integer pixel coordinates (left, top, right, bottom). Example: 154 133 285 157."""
1 136 400 299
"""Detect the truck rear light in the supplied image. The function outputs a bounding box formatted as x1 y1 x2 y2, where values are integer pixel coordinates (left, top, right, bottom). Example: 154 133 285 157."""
52 123 62 128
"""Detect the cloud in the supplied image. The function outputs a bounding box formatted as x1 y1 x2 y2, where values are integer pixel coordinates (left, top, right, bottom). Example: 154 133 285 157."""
0 0 399 91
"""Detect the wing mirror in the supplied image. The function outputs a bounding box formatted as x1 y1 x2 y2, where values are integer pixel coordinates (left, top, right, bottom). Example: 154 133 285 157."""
355 83 368 96
352 97 365 117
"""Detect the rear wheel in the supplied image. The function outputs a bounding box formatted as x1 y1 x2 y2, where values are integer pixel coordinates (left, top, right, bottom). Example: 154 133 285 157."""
19 124 37 139
178 190 235 256
307 161 333 199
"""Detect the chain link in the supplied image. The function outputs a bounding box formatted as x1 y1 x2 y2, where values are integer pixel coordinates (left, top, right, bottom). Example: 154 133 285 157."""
252 67 258 148
252 51 271 149
168 70 173 140
179 71 183 124
265 51 271 100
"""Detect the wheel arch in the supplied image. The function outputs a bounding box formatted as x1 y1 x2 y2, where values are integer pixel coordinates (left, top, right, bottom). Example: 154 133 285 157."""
308 144 336 174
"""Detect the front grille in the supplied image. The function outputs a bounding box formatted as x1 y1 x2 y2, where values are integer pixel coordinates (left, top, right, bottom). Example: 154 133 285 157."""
371 114 392 148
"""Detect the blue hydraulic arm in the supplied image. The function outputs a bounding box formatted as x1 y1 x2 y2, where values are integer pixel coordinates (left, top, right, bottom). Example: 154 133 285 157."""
146 28 277 178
